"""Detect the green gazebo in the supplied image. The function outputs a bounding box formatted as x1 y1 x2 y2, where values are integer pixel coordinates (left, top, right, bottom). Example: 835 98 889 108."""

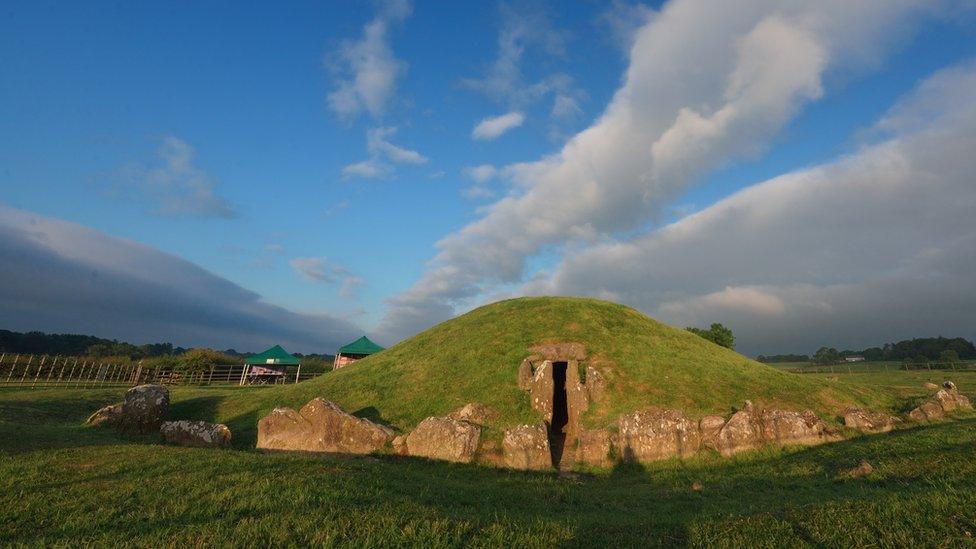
241 345 301 385
333 336 384 370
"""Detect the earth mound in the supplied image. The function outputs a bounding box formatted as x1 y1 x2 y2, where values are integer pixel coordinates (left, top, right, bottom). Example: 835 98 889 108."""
221 297 890 454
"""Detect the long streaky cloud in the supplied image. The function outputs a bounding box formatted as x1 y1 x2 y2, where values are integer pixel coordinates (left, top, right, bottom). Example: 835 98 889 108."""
378 0 953 343
0 205 362 353
527 60 976 354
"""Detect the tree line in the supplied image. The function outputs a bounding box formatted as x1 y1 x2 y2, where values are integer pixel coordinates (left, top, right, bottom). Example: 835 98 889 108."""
758 336 976 365
0 329 335 373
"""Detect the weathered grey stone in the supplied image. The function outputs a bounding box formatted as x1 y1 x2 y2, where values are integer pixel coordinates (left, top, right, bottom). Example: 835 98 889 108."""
85 403 123 427
160 420 231 448
392 435 408 455
711 405 837 456
585 366 606 403
576 428 612 467
503 424 552 470
527 342 587 361
121 384 169 432
699 415 726 446
711 409 764 455
617 409 701 462
256 398 393 454
760 409 836 446
529 361 555 421
448 403 497 426
908 383 972 421
842 408 900 433
405 417 481 463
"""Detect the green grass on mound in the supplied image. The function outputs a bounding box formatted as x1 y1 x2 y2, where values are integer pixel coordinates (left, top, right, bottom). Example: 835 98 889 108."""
2 386 976 547
211 297 893 444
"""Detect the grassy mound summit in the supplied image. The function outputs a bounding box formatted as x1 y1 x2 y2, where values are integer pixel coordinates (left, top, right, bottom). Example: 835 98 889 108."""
217 297 890 444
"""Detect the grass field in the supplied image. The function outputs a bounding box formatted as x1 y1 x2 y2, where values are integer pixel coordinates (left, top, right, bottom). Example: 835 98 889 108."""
2 372 976 547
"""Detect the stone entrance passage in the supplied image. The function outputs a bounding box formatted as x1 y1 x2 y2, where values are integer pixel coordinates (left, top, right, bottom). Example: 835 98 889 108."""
518 343 606 470
549 361 569 467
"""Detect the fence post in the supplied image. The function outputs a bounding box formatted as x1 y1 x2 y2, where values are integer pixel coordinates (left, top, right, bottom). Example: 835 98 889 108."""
295 363 301 384
133 361 143 386
56 356 68 384
5 354 19 383
30 355 48 388
62 357 77 385
20 355 35 384
44 356 60 385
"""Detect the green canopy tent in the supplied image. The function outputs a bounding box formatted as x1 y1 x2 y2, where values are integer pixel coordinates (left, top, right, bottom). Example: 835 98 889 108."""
241 345 301 385
333 336 384 370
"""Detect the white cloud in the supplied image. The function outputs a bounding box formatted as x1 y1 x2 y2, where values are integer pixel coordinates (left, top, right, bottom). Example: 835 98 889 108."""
367 127 427 164
528 60 976 354
597 0 656 54
114 136 236 218
463 164 498 183
461 3 566 104
378 1 950 343
342 159 390 180
0 205 361 352
290 257 363 298
462 3 583 133
342 126 427 179
472 112 525 140
461 185 495 200
326 0 411 120
551 94 583 121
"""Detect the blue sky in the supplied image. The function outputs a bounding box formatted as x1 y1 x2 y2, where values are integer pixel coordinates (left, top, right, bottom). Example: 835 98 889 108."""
2 1 976 355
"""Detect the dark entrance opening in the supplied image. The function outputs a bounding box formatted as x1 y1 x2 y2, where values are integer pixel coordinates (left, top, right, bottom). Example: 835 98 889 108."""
548 361 569 467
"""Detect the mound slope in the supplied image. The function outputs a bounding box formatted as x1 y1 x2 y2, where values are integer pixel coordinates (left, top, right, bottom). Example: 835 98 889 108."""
216 297 890 445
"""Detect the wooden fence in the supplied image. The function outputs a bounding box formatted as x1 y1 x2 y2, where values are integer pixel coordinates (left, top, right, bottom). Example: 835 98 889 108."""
0 353 323 389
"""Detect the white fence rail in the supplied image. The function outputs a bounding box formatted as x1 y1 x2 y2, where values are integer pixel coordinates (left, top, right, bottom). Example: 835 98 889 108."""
0 354 323 388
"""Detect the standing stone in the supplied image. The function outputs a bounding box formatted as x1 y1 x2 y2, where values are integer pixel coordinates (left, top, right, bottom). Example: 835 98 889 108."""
576 428 613 467
85 403 123 428
908 382 972 421
257 398 394 454
617 409 701 462
711 409 764 456
529 361 555 421
405 417 481 463
842 408 900 433
502 424 552 470
121 384 170 433
448 403 497 426
586 366 606 402
698 415 726 446
160 420 232 448
760 409 835 446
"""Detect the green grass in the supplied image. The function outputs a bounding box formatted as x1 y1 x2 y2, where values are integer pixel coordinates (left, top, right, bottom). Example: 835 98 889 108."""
207 297 897 446
2 383 976 547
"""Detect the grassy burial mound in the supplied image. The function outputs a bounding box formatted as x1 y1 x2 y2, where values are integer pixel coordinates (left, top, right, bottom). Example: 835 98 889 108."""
212 297 904 466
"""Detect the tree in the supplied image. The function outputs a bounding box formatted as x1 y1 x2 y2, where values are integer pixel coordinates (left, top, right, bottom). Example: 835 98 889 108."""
939 349 960 366
178 348 232 372
813 347 840 365
686 323 735 350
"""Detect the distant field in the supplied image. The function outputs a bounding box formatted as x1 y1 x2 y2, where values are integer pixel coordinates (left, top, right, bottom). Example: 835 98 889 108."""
768 360 975 374
2 372 976 546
